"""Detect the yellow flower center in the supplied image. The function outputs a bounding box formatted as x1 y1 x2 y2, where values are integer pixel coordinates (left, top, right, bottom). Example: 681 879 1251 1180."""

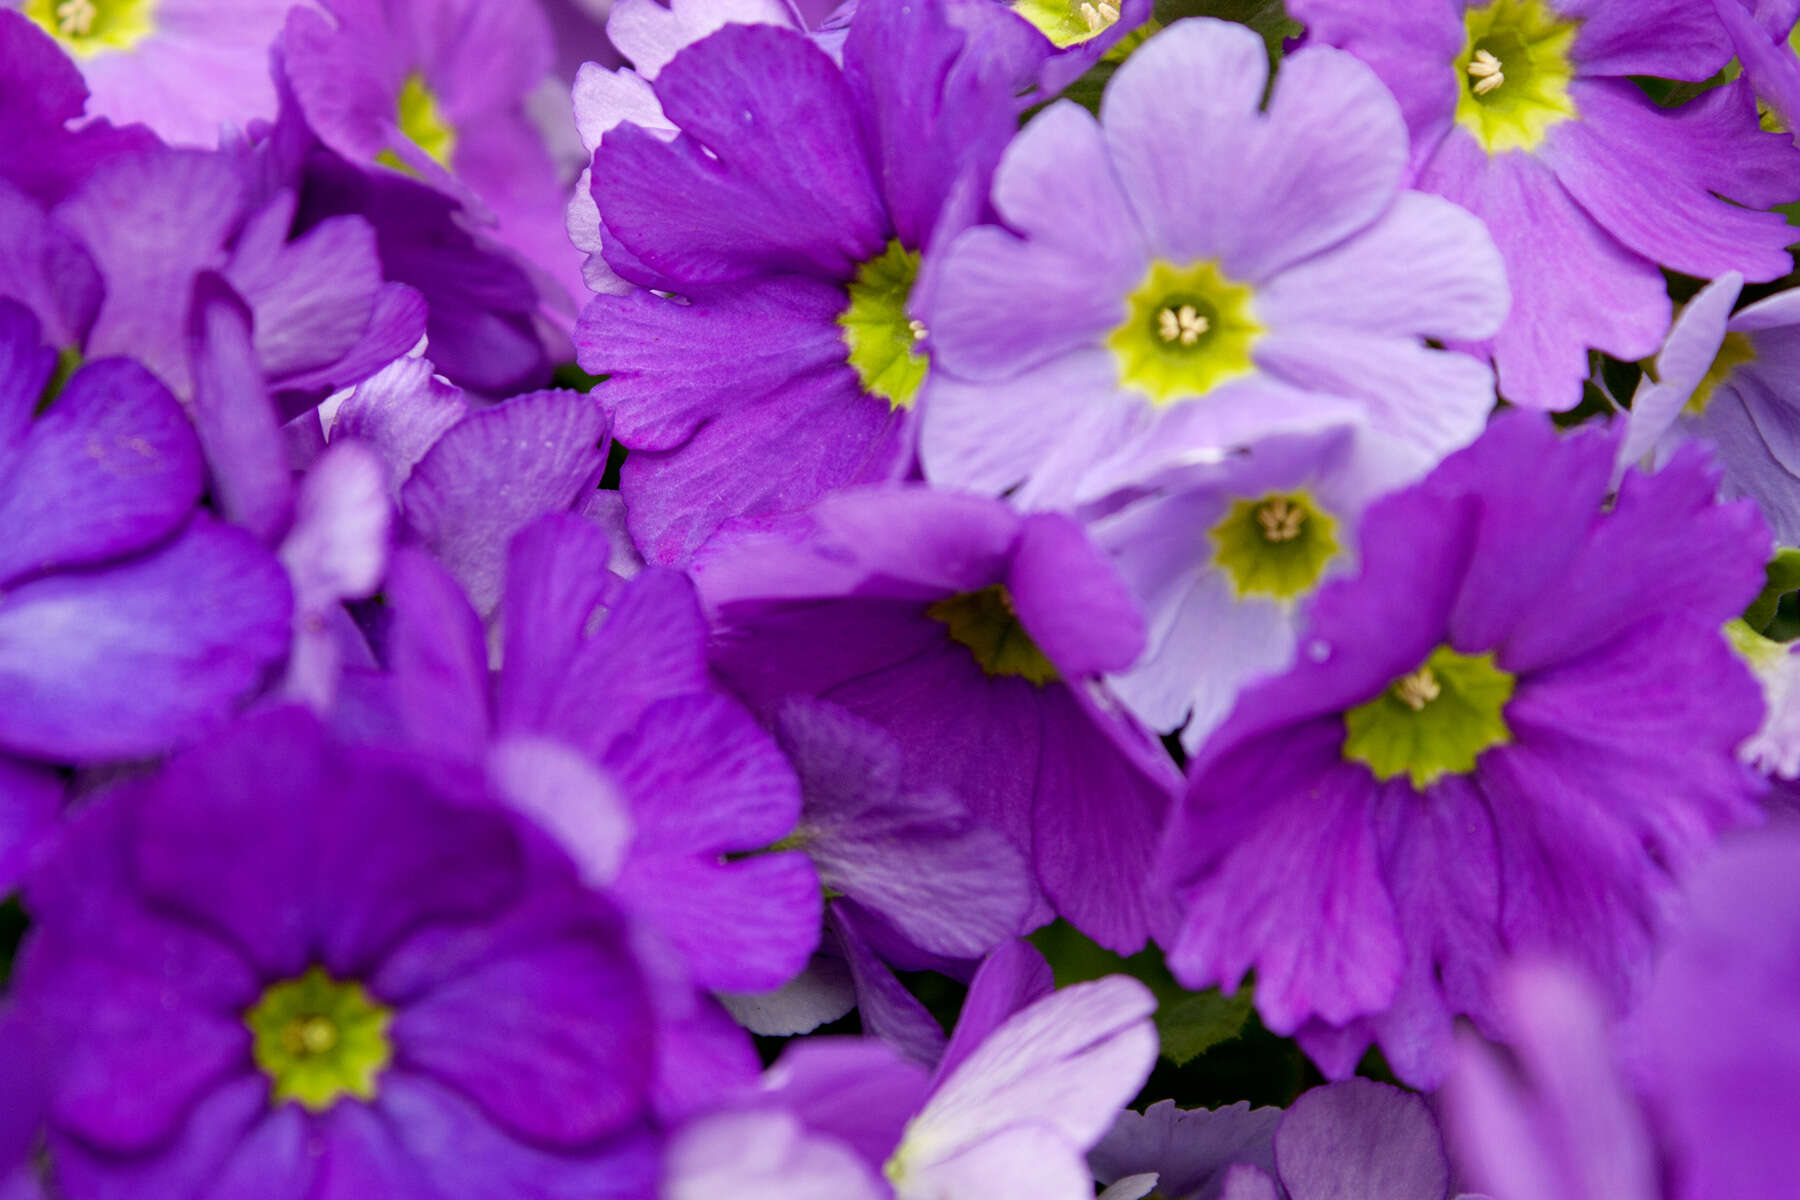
1211 491 1340 601
839 241 928 411
1453 0 1580 155
24 0 154 55
1011 0 1122 47
246 966 394 1112
377 73 458 173
1342 645 1516 789
927 584 1059 685
1110 259 1262 406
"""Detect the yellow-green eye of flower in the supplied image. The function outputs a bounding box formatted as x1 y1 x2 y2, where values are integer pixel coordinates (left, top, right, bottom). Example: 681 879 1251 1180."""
927 584 1059 685
1109 259 1262 406
840 241 928 411
1211 492 1340 601
378 73 458 173
246 967 394 1112
1341 645 1516 789
1684 331 1757 416
24 0 155 55
1453 0 1581 155
1011 0 1122 47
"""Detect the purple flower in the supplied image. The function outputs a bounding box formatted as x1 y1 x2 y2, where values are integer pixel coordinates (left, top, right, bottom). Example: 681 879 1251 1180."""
1292 0 1800 411
573 0 1023 565
0 300 292 768
1093 1080 1461 1200
2 0 291 146
9 707 659 1196
1091 419 1421 751
1446 826 1800 1200
349 514 822 1005
1159 412 1770 1088
280 0 585 312
666 941 1158 1200
1620 271 1800 544
692 483 1181 953
921 17 1507 508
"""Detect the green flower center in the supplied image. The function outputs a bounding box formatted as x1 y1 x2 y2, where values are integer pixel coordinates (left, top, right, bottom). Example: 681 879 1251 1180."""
378 73 458 172
1109 260 1262 406
1453 0 1580 155
840 241 928 411
1011 0 1122 47
246 966 394 1112
1211 491 1340 601
1684 330 1756 416
24 0 154 54
927 584 1059 685
1342 645 1515 789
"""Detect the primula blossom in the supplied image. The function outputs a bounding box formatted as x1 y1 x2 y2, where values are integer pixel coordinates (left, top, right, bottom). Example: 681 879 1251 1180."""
1292 0 1800 409
574 0 1029 564
1160 413 1770 1087
922 17 1507 507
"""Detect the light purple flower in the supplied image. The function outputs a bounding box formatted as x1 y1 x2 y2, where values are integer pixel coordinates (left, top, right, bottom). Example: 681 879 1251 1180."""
692 484 1182 953
922 17 1507 507
1091 419 1421 751
1620 271 1800 544
1 0 293 146
1160 413 1770 1088
1292 0 1800 411
1713 0 1800 136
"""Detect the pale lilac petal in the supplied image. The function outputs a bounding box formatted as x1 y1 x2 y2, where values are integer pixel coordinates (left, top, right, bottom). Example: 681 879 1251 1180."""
898 1124 1094 1200
1090 1099 1280 1198
718 954 857 1037
486 734 634 888
331 355 471 493
187 277 293 541
1102 23 1406 282
607 0 797 78
664 1110 884 1200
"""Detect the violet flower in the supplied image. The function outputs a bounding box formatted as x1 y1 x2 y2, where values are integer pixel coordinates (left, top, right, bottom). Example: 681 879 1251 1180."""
9 707 660 1196
1291 0 1800 410
1160 412 1770 1087
573 0 1024 564
692 484 1183 954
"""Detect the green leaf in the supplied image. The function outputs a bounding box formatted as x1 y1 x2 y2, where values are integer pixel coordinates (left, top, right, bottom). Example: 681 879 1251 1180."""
1028 920 1254 1065
1156 984 1255 1065
1747 547 1800 634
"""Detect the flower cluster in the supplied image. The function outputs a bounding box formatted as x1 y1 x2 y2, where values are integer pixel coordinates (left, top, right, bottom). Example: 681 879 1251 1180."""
3 0 1800 1196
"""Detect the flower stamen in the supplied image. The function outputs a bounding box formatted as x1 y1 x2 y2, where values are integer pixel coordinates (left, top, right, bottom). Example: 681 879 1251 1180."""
1078 0 1120 34
908 318 928 342
1157 304 1211 346
54 0 96 36
1466 47 1505 94
1392 667 1442 711
1255 498 1304 543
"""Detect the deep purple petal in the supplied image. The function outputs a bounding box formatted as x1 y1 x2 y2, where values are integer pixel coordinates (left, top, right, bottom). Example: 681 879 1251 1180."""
0 357 203 587
593 23 886 284
0 518 291 762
